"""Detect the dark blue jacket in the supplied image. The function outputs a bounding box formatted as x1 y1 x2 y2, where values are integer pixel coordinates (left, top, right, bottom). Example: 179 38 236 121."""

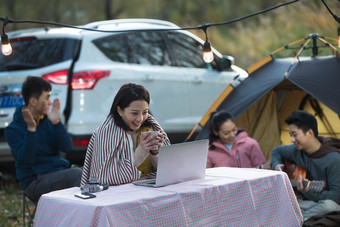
5 106 72 189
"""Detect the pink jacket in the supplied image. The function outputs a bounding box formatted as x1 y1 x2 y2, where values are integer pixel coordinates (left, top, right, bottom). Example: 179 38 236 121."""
207 130 266 168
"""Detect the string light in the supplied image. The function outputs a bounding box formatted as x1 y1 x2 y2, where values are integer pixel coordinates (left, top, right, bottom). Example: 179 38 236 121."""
1 33 12 56
1 0 338 61
202 27 214 63
203 41 214 63
0 0 302 59
1 18 12 56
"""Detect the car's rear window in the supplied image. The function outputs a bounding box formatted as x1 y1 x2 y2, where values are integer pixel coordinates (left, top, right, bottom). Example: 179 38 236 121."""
93 31 172 66
0 38 80 72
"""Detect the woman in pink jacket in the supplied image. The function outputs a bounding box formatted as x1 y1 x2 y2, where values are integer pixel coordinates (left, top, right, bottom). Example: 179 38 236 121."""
207 111 266 168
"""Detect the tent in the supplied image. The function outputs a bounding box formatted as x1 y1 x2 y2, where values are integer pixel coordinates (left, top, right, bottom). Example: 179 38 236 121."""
193 35 340 160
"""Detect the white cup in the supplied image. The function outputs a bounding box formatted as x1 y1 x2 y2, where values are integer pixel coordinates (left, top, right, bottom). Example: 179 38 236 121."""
142 131 166 151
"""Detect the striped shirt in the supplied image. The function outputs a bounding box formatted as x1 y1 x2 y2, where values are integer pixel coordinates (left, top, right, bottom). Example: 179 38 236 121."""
80 114 170 185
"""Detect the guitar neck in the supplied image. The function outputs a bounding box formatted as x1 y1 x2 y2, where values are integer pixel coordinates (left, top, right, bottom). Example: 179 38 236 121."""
290 179 325 193
284 160 326 194
290 179 308 188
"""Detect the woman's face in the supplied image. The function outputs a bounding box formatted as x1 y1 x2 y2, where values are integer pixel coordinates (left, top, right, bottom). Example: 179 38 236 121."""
214 119 237 145
117 100 149 131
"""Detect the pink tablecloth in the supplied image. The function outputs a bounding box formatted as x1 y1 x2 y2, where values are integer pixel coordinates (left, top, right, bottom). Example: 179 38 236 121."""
34 167 303 226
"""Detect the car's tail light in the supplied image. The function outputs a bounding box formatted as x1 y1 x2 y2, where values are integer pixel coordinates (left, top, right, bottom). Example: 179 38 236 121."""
71 70 110 90
43 70 110 90
10 36 37 42
42 70 68 84
72 138 90 148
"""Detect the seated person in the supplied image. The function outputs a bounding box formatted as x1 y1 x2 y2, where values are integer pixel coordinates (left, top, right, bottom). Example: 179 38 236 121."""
80 83 170 185
206 111 266 168
271 110 340 220
5 76 82 204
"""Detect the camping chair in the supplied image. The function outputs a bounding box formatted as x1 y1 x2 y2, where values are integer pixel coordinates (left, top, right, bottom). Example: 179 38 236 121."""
22 191 36 227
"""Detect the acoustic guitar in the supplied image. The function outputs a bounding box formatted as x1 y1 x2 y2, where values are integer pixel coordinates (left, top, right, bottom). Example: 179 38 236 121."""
283 160 326 195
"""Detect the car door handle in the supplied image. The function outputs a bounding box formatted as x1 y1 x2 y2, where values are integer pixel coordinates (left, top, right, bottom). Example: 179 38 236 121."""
143 75 154 82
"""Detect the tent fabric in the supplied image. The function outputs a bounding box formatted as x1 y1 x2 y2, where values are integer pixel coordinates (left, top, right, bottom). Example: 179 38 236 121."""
249 89 340 159
234 92 281 159
219 57 291 118
196 55 340 159
287 56 340 114
279 90 340 146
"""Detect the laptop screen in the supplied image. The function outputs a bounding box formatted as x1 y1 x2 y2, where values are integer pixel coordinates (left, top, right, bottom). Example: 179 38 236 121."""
132 139 208 187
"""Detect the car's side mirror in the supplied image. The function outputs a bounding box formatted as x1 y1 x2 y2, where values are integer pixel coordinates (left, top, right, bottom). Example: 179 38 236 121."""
219 55 235 71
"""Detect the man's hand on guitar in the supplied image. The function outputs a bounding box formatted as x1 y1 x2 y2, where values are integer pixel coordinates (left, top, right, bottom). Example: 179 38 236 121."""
274 164 284 171
297 175 310 193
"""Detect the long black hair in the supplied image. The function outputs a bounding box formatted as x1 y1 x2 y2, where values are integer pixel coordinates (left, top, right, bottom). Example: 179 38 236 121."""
109 83 151 130
208 111 234 148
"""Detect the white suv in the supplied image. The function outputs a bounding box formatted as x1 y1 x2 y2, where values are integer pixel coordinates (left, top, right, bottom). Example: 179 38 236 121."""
0 19 247 164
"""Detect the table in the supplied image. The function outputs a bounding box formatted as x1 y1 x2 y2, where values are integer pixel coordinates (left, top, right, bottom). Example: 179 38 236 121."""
34 167 303 226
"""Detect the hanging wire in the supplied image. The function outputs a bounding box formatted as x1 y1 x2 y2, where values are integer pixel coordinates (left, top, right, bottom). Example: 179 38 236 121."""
321 0 340 23
202 26 209 42
1 0 301 34
1 17 9 35
200 0 300 29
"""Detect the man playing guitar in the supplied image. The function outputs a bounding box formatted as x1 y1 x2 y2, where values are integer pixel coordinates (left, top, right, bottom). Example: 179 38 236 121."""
271 110 340 221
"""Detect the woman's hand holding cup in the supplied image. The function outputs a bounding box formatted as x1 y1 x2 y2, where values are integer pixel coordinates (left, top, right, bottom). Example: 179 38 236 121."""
141 131 166 155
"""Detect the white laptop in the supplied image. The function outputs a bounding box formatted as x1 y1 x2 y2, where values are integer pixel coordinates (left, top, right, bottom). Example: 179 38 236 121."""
133 139 209 187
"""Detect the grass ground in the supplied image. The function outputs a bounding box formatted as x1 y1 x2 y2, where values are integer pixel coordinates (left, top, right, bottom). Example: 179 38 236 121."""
0 176 36 227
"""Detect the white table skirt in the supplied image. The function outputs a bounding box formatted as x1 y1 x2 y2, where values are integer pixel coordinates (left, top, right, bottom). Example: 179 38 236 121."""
34 167 303 227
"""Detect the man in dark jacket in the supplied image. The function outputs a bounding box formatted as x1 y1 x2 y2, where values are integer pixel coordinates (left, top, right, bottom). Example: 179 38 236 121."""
271 110 340 220
5 76 82 204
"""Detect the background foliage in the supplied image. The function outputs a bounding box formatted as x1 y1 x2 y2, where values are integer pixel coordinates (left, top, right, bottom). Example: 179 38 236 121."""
0 177 35 226
0 0 339 69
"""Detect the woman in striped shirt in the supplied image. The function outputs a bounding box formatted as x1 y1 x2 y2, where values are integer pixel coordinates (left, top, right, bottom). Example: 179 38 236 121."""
81 83 171 185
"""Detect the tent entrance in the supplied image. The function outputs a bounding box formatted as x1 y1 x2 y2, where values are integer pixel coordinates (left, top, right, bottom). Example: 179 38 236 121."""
235 81 340 160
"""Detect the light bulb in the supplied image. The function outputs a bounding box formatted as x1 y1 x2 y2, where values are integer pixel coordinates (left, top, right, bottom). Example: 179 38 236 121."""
1 33 12 56
203 41 214 63
2 43 12 56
